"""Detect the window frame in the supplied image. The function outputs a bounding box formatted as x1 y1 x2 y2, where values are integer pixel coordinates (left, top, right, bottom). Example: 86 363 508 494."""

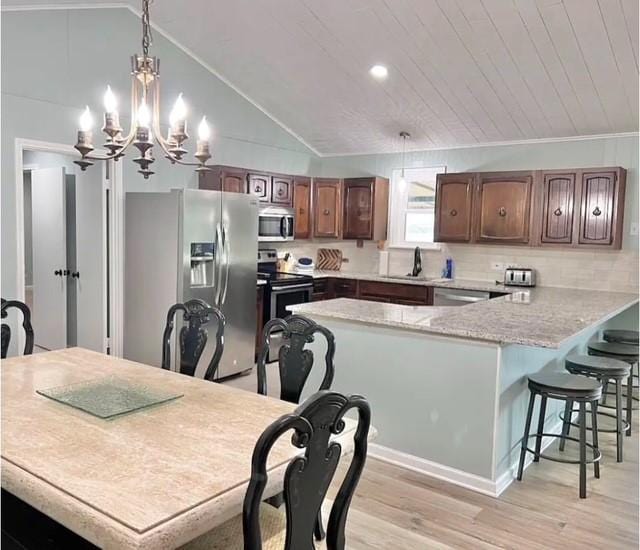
388 165 446 249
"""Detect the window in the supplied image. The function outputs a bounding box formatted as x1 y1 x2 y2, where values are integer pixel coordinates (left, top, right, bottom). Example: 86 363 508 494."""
389 166 446 248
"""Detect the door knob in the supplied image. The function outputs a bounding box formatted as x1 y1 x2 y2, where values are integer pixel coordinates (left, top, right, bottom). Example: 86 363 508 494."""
54 269 63 276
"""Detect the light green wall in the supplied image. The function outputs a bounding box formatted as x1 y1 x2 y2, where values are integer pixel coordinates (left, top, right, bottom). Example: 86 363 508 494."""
318 135 640 251
1 7 320 299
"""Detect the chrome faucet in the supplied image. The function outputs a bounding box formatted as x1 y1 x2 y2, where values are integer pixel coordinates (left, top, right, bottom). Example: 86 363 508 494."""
408 246 423 277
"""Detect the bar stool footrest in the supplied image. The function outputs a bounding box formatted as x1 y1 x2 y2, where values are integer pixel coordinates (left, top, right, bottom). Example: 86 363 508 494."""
524 433 601 465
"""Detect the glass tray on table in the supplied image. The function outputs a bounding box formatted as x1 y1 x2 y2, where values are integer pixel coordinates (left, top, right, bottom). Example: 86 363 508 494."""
36 376 183 419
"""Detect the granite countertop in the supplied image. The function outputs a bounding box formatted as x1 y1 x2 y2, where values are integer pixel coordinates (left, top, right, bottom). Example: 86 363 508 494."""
288 288 639 349
286 268 514 293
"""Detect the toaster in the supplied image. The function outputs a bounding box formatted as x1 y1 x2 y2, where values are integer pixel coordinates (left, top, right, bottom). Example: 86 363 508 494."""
504 267 536 287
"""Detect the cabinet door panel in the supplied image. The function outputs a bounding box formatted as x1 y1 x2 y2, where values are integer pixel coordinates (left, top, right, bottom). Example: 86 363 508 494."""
434 174 474 242
579 171 616 245
221 172 247 194
477 175 532 243
247 173 270 202
541 173 575 244
271 176 293 205
313 179 341 238
343 179 374 239
293 178 311 239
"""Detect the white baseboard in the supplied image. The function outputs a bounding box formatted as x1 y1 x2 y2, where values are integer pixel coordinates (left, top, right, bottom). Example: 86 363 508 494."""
369 419 564 498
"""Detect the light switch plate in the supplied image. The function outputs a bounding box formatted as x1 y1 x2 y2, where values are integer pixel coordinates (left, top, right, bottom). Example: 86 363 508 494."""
630 222 639 236
491 262 504 272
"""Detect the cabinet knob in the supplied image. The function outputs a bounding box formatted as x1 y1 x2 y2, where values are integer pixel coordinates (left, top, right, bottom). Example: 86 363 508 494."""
71 271 80 279
553 207 562 216
299 208 305 214
255 186 260 192
54 269 63 276
498 207 507 217
277 189 284 196
592 206 602 217
450 209 457 217
323 209 330 215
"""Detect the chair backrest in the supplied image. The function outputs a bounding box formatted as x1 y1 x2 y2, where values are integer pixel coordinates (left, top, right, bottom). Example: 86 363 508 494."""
243 390 370 550
1 299 34 359
161 299 224 380
257 314 335 403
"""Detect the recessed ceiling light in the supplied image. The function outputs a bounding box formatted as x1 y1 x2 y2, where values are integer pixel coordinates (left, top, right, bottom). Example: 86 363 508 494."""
369 64 388 80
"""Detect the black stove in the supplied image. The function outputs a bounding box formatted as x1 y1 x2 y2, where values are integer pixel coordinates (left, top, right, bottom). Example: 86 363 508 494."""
257 250 313 288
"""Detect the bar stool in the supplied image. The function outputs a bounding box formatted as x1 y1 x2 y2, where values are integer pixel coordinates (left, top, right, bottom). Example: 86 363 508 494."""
588 341 638 435
517 372 602 499
562 354 631 463
604 329 639 401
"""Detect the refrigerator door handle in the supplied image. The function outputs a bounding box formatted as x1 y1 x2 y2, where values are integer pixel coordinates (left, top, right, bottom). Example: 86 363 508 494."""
214 223 224 306
220 224 231 305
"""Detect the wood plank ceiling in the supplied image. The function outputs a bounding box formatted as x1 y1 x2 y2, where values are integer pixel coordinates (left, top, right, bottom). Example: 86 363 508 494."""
6 0 639 155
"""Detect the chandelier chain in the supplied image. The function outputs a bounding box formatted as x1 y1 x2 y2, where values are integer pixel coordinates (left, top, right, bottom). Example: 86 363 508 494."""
141 0 153 59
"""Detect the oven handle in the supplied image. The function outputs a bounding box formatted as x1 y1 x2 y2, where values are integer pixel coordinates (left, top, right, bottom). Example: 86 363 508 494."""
270 283 313 292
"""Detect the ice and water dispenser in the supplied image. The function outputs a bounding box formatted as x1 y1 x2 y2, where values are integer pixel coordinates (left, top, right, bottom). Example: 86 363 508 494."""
190 242 215 287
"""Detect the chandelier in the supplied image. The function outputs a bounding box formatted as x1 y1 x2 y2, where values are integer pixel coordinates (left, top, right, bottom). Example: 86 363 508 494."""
73 0 212 178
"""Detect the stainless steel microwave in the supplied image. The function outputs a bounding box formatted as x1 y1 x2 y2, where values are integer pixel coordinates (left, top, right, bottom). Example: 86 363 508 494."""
258 206 295 242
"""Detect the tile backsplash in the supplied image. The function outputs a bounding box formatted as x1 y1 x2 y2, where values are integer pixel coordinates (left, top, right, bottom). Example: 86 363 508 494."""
272 241 639 294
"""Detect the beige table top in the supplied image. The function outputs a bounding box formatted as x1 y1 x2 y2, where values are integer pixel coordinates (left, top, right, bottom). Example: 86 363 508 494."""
1 348 360 549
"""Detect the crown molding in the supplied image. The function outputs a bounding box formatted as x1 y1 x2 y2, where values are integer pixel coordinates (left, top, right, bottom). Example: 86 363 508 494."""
321 132 640 158
2 1 322 157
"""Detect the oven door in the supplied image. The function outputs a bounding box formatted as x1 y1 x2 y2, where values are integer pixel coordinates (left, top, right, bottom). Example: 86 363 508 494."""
258 213 294 242
267 283 312 361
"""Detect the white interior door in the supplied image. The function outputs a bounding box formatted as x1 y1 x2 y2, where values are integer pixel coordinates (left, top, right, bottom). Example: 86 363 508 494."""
74 166 106 352
31 167 67 350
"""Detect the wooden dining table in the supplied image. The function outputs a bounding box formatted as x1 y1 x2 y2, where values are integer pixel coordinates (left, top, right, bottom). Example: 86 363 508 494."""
1 348 362 549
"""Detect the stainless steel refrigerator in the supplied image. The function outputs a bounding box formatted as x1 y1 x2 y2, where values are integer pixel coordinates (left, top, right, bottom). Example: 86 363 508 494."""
123 189 258 379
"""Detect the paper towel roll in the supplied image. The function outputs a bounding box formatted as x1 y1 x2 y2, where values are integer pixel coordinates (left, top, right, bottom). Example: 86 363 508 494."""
378 251 389 275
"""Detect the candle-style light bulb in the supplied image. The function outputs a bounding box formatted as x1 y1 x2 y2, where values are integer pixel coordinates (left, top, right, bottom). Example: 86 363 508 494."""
197 116 211 141
137 99 151 128
169 93 187 127
79 106 93 131
103 86 117 114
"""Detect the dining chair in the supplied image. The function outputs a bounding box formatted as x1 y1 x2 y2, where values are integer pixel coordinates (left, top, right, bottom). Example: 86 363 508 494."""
1 299 35 359
182 390 371 550
161 299 225 381
257 314 336 404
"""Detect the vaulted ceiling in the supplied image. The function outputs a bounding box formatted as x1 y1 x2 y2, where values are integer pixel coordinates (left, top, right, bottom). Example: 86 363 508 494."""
5 0 639 155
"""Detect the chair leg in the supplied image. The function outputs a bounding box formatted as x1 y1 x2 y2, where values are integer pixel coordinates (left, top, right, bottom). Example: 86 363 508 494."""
591 401 600 479
559 399 572 452
615 380 623 463
533 395 547 462
579 401 587 499
517 392 536 481
601 380 608 405
626 372 633 437
314 510 325 541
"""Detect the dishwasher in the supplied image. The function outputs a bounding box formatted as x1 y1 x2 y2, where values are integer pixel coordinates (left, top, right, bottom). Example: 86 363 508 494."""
433 287 491 306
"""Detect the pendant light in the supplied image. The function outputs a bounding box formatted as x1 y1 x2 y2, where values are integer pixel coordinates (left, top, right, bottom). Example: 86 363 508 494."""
398 131 410 190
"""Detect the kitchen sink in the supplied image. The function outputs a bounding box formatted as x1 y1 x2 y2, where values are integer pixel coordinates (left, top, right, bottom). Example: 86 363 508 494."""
383 274 433 282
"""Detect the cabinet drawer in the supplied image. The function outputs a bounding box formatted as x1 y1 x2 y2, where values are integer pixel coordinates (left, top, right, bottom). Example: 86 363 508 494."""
357 281 431 304
332 278 358 298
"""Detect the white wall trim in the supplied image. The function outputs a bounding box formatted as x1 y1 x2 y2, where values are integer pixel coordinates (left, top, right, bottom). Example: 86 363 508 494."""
14 138 124 356
370 418 564 498
321 131 640 158
1 2 322 158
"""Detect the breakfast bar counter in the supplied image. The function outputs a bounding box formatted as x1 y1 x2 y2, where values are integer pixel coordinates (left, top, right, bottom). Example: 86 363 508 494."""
289 287 639 497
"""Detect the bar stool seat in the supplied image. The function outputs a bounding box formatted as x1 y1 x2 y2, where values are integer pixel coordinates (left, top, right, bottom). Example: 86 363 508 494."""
588 341 639 359
564 354 631 462
604 329 639 345
517 372 602 499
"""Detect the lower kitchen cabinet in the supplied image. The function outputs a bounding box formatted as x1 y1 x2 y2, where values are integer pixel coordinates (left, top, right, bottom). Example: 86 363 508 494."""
331 278 358 298
358 281 433 305
312 279 330 301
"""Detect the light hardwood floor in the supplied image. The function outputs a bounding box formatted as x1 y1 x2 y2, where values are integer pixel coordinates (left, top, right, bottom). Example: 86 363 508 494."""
225 371 639 549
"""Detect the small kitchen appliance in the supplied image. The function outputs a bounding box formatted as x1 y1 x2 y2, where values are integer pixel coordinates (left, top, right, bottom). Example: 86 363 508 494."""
503 267 536 287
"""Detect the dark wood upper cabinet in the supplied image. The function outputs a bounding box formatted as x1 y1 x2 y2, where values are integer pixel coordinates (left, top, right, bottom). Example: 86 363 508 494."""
540 172 575 244
293 177 312 239
198 166 248 193
475 173 533 244
342 177 389 240
247 173 271 203
271 176 293 206
434 173 474 242
578 169 625 247
313 178 342 238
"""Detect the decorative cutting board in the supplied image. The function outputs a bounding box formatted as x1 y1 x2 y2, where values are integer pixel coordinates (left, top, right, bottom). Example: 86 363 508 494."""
316 248 343 271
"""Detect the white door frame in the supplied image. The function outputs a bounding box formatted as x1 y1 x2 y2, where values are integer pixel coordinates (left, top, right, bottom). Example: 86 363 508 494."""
14 137 124 356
